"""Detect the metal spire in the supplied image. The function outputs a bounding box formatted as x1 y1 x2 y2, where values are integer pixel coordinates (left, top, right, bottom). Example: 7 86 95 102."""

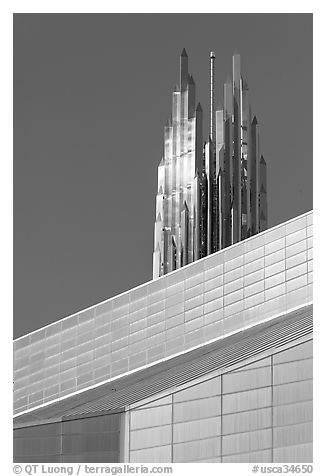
209 51 216 144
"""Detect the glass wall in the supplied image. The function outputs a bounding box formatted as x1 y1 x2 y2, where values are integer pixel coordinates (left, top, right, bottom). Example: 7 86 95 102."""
14 212 313 415
13 413 121 463
127 338 313 463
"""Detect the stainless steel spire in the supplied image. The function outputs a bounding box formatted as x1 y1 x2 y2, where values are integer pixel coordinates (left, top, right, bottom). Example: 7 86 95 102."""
153 50 268 279
209 51 216 144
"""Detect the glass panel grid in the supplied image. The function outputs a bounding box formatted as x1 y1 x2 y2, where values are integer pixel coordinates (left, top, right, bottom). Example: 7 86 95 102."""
13 212 313 413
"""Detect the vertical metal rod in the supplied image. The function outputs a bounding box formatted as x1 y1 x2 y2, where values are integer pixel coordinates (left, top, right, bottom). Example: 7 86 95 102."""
210 51 216 143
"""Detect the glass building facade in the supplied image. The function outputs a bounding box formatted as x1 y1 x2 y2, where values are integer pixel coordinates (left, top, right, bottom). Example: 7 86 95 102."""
13 211 313 463
127 338 312 463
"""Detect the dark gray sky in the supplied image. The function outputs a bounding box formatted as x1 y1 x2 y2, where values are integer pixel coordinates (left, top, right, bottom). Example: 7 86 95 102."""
13 13 312 338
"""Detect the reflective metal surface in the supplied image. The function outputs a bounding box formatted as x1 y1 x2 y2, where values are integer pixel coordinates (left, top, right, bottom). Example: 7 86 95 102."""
14 211 313 415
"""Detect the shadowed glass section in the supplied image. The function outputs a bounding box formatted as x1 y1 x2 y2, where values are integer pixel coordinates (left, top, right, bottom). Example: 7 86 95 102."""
14 212 313 414
13 413 121 463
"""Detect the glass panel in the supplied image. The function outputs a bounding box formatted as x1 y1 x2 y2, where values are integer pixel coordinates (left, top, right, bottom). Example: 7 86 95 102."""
224 255 244 273
223 366 271 394
111 336 128 353
273 421 312 448
307 248 313 261
286 216 306 234
204 253 223 270
204 309 224 327
223 407 272 434
174 376 221 402
244 233 265 252
204 264 223 281
264 224 285 244
224 277 243 295
165 313 184 330
273 400 313 427
137 395 172 410
286 250 307 269
222 453 250 463
306 213 313 226
273 359 312 385
129 307 146 323
173 396 221 423
130 445 171 463
130 425 171 450
184 328 204 347
185 282 204 300
111 326 128 342
244 246 264 264
273 380 312 405
273 340 313 364
185 294 204 311
265 271 285 289
308 260 313 273
130 317 147 334
129 297 146 314
204 275 223 292
244 268 264 286
261 294 286 319
147 321 165 338
165 335 184 354
185 260 204 278
224 300 244 318
250 428 272 451
244 280 264 298
245 291 265 309
166 324 184 340
286 228 306 246
165 302 184 319
265 283 285 301
286 286 308 310
273 443 312 463
147 311 164 328
244 257 264 275
147 299 165 316
173 436 220 462
185 316 203 333
224 288 243 306
147 333 165 350
265 237 285 256
131 404 172 430
204 298 223 315
186 273 204 290
307 225 313 238
286 240 307 258
222 387 272 414
265 249 285 267
166 281 184 298
111 357 128 376
224 242 244 261
111 315 128 332
95 299 112 316
130 283 148 302
204 286 223 304
286 262 307 281
147 288 165 305
224 267 243 284
129 339 146 356
222 431 250 455
286 274 308 293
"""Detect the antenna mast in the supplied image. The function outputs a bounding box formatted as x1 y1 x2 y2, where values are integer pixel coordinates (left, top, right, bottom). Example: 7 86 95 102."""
210 51 216 144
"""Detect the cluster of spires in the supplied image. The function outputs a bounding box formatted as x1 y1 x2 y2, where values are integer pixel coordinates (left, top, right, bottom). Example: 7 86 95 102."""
153 49 267 279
